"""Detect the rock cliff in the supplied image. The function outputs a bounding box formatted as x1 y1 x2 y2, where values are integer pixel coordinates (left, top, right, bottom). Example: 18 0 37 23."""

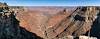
0 2 43 39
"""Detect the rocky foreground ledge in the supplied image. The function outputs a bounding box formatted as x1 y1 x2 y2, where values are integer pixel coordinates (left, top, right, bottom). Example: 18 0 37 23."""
0 2 100 39
0 2 43 39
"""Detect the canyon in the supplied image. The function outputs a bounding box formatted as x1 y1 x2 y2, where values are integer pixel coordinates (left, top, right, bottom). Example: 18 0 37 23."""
0 3 100 39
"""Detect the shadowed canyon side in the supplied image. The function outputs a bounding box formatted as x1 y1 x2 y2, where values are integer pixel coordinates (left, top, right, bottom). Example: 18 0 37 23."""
0 3 43 39
90 8 100 39
0 2 100 39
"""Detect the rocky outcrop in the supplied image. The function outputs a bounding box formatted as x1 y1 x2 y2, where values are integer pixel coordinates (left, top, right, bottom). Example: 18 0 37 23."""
45 7 99 39
0 2 43 39
90 7 100 39
79 36 97 39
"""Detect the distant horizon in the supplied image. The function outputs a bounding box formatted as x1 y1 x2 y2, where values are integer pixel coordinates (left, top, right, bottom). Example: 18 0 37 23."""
0 0 100 6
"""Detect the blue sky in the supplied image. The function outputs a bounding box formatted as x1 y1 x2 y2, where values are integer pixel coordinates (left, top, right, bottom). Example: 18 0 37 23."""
0 0 100 6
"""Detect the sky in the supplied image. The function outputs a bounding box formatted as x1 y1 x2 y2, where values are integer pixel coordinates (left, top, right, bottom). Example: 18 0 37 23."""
0 0 100 6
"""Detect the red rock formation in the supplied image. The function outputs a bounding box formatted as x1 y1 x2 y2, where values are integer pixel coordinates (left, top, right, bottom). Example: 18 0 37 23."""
13 7 76 38
11 6 99 39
